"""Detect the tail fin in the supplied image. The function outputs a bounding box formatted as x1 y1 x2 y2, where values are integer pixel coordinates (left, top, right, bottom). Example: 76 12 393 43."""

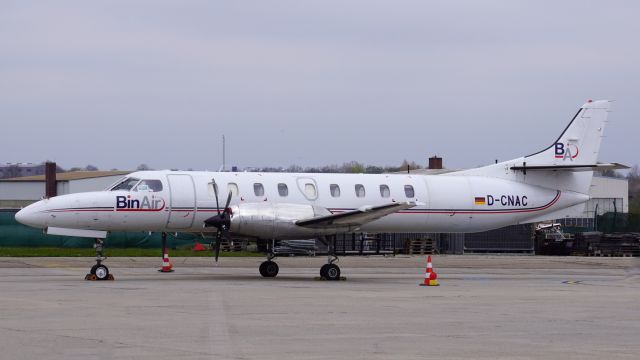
524 100 610 166
453 100 615 194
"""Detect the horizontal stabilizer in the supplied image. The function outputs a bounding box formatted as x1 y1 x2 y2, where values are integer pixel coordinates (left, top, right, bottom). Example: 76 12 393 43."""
510 163 629 172
296 202 415 229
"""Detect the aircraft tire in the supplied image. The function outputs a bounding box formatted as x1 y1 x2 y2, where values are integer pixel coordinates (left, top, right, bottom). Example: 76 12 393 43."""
90 264 98 275
320 264 330 279
324 264 340 281
259 261 279 278
94 265 109 280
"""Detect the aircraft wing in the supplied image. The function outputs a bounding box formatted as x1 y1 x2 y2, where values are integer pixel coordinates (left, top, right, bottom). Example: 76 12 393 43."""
296 202 415 229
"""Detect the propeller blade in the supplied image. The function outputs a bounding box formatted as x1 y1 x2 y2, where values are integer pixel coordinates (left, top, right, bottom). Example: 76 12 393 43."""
208 188 231 263
224 190 232 211
214 230 222 262
212 180 220 215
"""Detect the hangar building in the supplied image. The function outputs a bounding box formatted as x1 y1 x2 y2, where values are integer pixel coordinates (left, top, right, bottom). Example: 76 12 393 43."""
0 171 130 208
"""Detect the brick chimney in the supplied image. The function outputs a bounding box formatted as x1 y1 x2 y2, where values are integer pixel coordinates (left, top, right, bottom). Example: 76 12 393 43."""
45 162 57 198
428 156 443 170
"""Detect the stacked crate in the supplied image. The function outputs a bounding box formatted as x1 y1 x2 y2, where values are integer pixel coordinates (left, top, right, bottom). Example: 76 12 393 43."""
405 238 436 255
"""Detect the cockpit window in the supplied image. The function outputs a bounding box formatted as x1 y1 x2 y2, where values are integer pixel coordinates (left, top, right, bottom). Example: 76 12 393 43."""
134 180 163 192
110 178 140 191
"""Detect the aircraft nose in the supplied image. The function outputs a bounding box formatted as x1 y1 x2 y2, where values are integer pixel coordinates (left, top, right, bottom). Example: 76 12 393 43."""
15 207 28 224
15 203 45 228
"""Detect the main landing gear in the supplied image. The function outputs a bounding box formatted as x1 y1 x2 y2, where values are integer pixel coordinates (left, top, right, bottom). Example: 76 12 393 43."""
85 238 113 281
259 240 279 278
256 238 343 280
320 257 341 281
319 236 341 281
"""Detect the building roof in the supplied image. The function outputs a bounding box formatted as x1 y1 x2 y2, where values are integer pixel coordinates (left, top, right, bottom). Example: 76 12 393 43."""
0 171 131 182
0 162 45 168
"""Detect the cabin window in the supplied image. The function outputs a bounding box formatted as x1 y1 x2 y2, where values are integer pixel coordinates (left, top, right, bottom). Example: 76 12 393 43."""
404 185 415 198
110 177 140 191
330 184 341 197
227 183 239 197
379 184 390 198
355 184 366 198
254 183 265 196
305 183 317 199
134 179 163 192
278 183 288 197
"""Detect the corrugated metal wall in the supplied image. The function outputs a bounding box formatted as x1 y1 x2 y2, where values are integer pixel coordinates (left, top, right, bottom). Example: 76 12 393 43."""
464 224 534 253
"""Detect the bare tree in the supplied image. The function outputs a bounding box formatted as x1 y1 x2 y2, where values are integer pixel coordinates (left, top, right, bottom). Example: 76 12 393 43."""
136 164 152 171
286 164 303 173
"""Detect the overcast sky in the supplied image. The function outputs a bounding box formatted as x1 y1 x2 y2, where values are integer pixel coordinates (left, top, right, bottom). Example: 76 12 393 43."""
1 1 638 171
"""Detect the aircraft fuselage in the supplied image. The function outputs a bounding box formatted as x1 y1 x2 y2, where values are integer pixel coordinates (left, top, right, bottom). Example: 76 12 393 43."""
17 170 588 237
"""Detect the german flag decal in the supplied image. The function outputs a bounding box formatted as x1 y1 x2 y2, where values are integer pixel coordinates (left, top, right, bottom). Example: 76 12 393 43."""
474 196 486 205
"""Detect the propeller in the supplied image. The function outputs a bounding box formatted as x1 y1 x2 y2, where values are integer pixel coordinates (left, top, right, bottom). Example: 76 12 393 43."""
204 181 233 262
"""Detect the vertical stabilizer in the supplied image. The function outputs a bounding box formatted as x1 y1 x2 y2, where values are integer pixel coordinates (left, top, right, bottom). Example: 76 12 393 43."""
452 100 613 195
524 100 610 166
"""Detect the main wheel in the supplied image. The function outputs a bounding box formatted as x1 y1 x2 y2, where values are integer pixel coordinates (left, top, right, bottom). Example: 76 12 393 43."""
94 265 109 280
259 261 279 278
324 264 341 280
320 264 330 278
90 264 98 275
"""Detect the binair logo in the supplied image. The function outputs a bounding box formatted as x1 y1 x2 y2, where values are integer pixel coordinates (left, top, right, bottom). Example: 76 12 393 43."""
554 142 579 160
116 195 165 212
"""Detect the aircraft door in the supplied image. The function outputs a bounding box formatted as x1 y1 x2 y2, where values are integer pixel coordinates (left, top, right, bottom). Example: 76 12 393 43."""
296 177 318 201
167 174 196 229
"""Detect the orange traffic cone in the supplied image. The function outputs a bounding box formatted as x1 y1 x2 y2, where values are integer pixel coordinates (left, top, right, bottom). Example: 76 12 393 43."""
420 255 439 286
159 252 174 272
192 241 206 251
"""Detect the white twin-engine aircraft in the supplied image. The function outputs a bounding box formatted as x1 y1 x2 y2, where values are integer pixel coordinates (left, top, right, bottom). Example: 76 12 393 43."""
16 100 624 280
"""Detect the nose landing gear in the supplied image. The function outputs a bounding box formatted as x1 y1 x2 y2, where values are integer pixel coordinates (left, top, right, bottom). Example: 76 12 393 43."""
85 238 113 281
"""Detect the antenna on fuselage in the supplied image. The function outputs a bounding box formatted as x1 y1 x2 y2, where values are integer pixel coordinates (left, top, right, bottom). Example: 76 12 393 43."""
222 135 226 172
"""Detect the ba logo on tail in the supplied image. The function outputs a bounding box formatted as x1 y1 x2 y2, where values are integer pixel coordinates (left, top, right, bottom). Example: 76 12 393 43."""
554 142 579 160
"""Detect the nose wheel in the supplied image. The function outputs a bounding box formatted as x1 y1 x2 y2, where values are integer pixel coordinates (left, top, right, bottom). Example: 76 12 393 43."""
85 238 114 281
91 264 110 280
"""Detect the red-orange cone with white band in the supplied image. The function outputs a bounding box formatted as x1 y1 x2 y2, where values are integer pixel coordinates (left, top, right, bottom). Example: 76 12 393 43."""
420 255 439 286
159 252 174 272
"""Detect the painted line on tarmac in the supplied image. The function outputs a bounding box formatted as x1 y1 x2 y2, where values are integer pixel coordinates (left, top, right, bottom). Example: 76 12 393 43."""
562 280 584 285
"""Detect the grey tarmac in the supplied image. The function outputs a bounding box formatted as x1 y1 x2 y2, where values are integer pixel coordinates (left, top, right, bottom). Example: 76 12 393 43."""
0 255 638 360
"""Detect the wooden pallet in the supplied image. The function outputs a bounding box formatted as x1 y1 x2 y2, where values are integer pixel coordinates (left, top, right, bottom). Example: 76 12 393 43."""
405 238 436 255
221 240 244 252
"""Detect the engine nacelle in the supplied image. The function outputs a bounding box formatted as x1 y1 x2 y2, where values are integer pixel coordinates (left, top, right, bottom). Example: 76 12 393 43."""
229 203 339 239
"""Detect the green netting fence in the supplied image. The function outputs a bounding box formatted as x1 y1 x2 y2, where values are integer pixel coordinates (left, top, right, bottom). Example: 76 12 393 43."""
0 209 200 248
596 212 640 233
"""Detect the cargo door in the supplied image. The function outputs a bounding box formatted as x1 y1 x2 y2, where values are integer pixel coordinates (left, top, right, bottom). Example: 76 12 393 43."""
167 174 196 229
